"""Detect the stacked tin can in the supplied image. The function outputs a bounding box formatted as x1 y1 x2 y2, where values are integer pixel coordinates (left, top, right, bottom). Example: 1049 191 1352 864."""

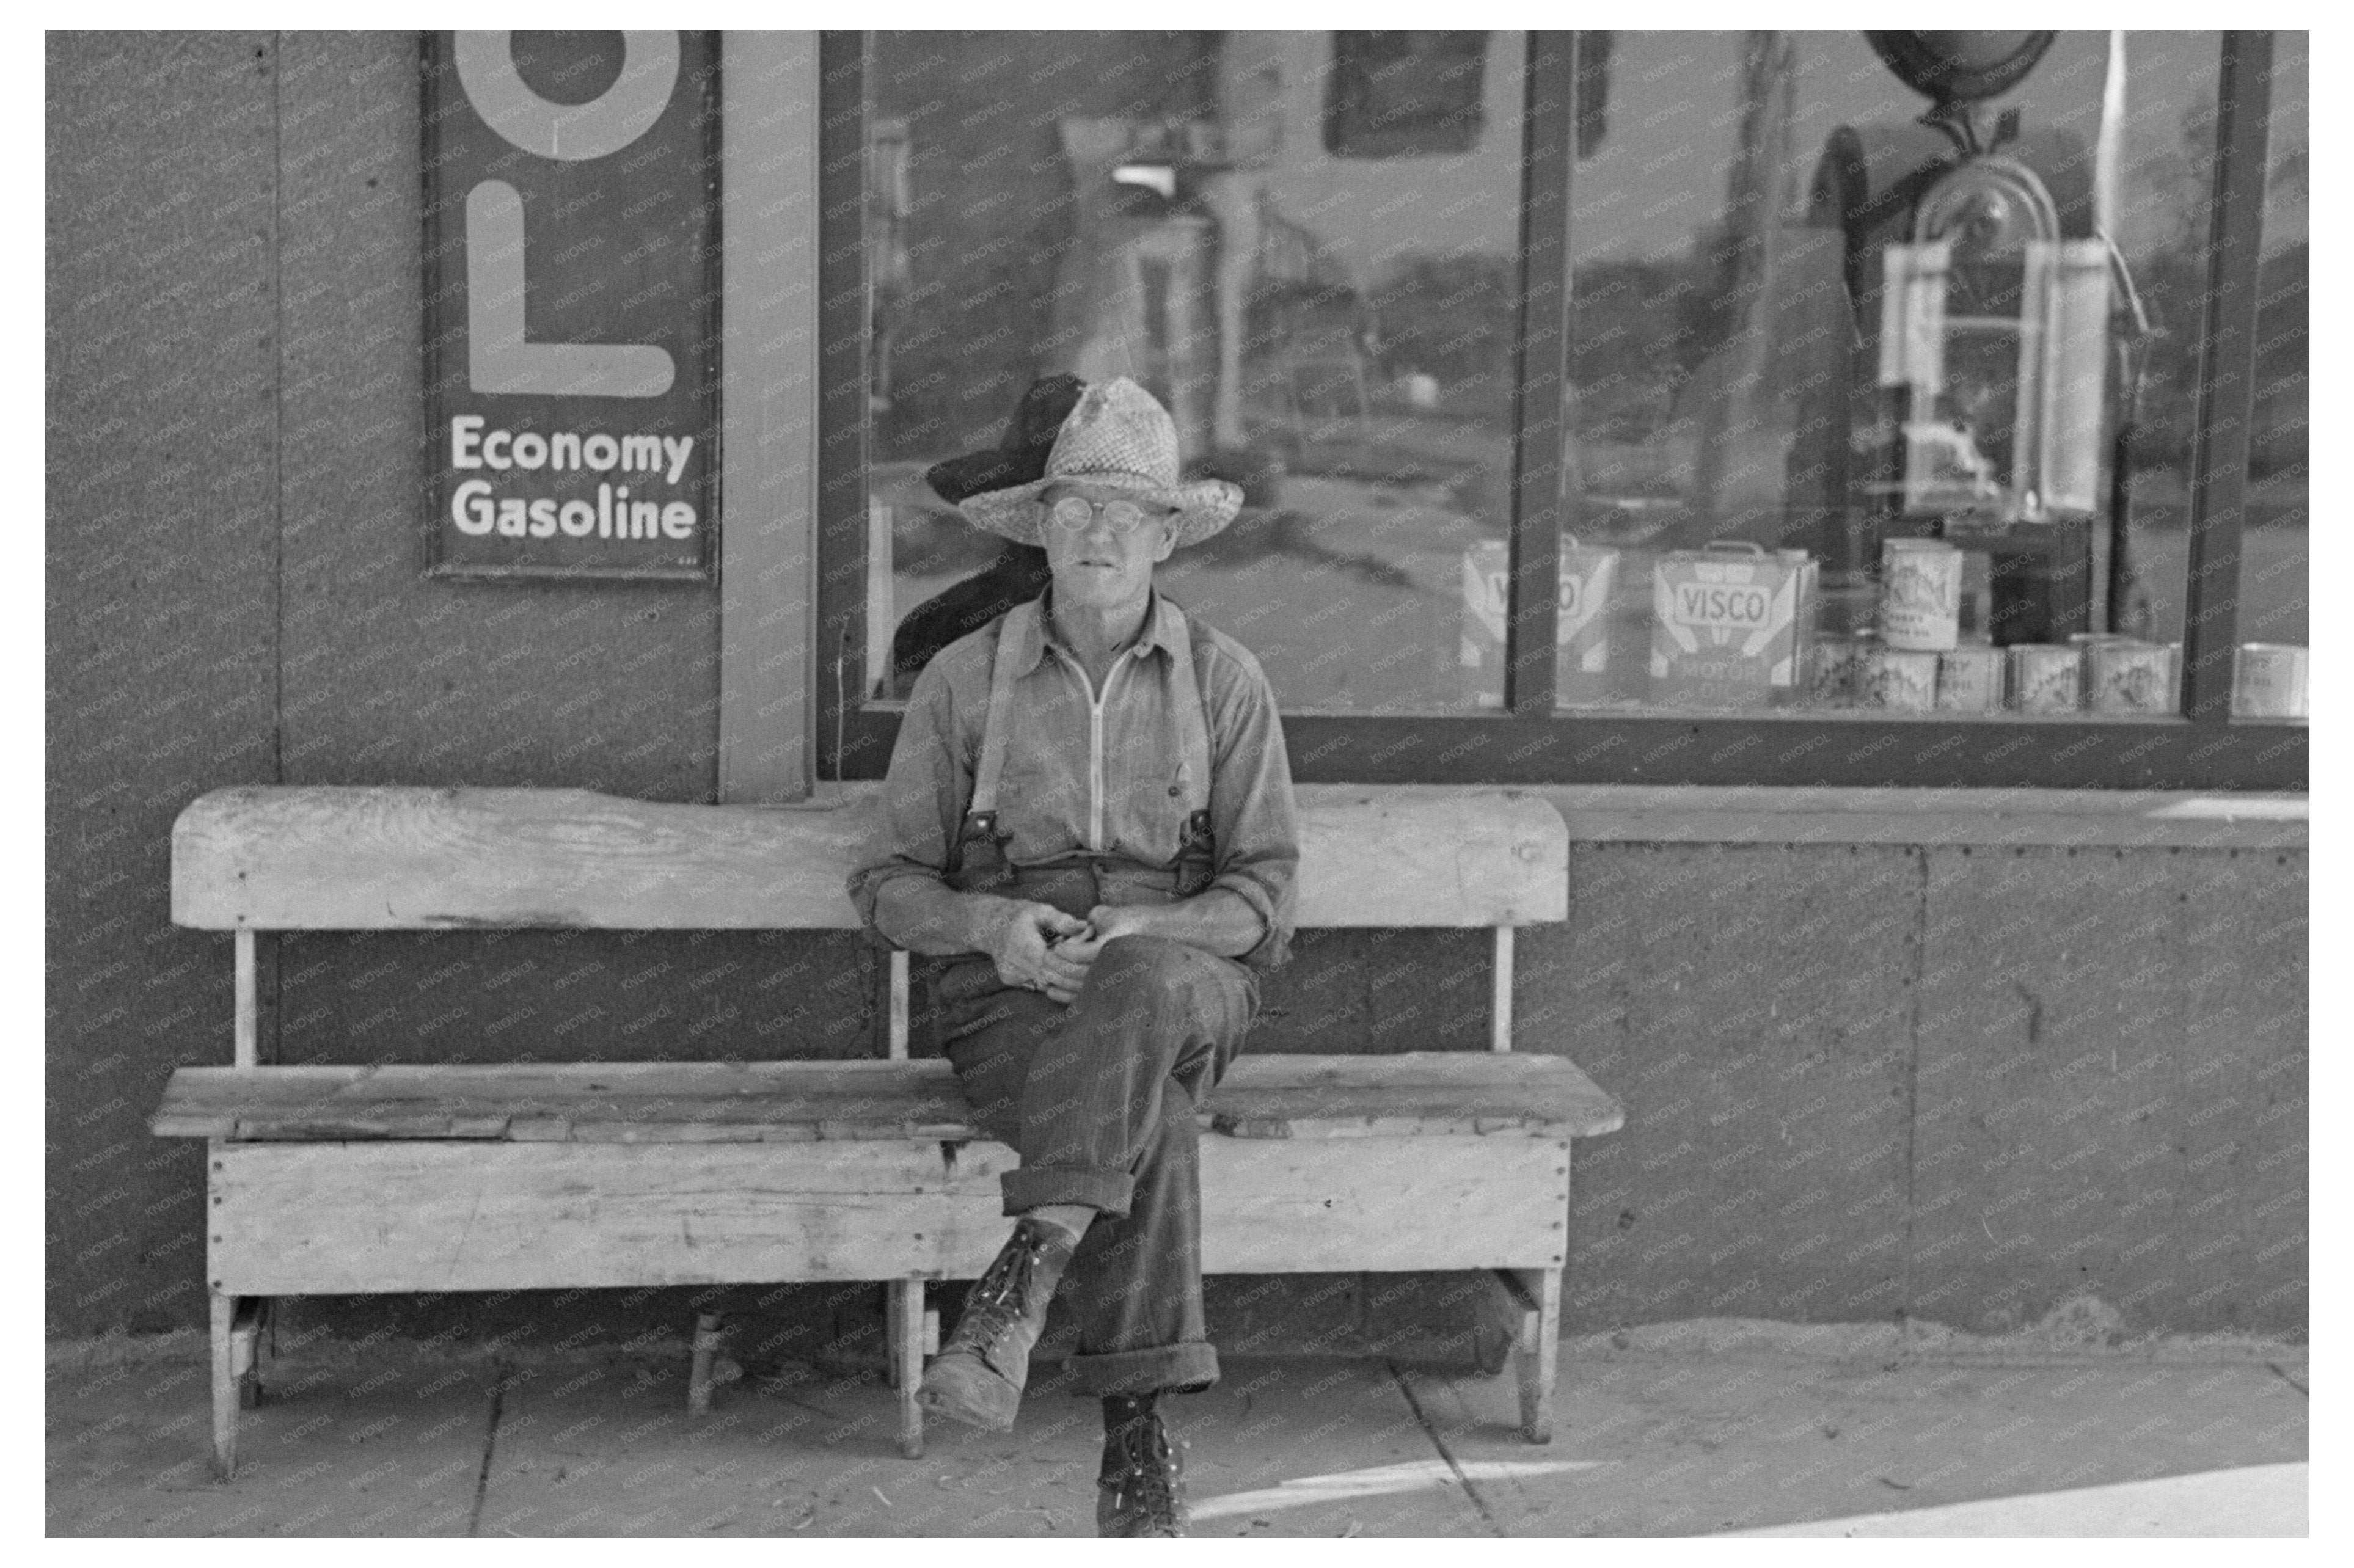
2232 644 2308 718
1807 630 1875 707
1648 542 1819 709
1868 538 1959 712
1935 643 2005 713
1862 644 1939 710
2078 634 2179 714
2006 644 2082 712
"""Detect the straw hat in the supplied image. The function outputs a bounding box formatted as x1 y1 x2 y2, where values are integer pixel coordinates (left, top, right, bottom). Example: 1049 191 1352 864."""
958 378 1243 548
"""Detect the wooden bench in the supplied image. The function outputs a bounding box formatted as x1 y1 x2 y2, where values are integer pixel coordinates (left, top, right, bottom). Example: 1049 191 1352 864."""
151 784 1622 1477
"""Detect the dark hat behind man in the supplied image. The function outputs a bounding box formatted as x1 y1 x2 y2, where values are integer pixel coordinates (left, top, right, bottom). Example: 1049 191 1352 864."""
923 374 1089 503
891 375 1084 688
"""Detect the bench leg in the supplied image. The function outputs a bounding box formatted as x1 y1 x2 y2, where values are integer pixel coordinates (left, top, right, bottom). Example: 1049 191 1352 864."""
1512 1267 1560 1445
688 1311 728 1417
1474 1272 1522 1376
888 1280 924 1459
1483 1269 1560 1443
210 1293 239 1479
228 1297 267 1410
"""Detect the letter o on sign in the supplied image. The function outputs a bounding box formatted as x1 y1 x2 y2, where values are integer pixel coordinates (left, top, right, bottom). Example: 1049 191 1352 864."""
453 31 680 162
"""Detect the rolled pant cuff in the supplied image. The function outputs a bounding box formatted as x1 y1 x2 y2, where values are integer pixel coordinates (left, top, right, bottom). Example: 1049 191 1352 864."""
1063 1341 1221 1396
1001 1166 1135 1219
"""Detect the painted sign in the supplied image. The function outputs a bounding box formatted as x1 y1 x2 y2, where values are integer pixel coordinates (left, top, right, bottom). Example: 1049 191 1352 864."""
422 31 718 578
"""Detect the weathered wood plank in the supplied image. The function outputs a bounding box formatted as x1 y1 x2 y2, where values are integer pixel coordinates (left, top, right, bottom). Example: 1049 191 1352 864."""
156 1053 1587 1099
228 1296 265 1410
1490 925 1513 1054
687 1311 729 1418
1197 1055 1579 1088
1510 1266 1562 1443
888 1280 925 1458
1209 1113 1566 1139
1292 786 1565 925
208 1134 1570 1293
1205 1136 1568 1272
174 787 876 932
152 1060 975 1137
887 949 910 1060
1477 1267 1540 1376
1205 1086 1614 1135
159 1058 956 1104
203 1110 1576 1143
233 930 257 1069
227 1091 977 1128
161 1052 1581 1106
209 1292 237 1478
183 1084 1581 1131
155 1053 1626 1140
171 784 1567 931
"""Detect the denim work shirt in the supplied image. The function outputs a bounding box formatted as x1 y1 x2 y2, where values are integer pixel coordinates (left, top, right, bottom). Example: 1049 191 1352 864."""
849 590 1301 969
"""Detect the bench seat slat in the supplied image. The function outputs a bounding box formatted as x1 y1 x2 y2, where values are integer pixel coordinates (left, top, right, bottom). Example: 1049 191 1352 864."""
167 1105 1606 1141
153 1054 1626 1142
156 1052 1585 1107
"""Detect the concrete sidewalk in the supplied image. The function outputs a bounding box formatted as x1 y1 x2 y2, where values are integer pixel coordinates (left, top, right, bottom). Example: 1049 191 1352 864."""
1724 1464 2308 1536
46 1323 2306 1537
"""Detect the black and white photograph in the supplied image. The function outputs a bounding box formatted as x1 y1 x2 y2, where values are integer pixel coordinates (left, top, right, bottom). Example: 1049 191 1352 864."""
43 15 2316 1541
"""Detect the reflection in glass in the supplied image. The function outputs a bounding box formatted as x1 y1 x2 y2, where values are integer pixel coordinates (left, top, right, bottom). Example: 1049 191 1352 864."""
1557 30 2231 718
863 31 1526 713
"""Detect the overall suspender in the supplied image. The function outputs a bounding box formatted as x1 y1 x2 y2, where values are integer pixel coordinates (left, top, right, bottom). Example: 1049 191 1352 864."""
1160 605 1218 894
959 601 1035 856
952 598 1216 892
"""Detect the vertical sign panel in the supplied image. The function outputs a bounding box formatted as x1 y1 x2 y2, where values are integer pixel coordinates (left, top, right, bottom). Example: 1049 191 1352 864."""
423 31 719 578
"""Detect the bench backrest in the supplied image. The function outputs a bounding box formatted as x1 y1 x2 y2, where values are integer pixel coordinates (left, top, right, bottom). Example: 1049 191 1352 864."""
172 785 1568 932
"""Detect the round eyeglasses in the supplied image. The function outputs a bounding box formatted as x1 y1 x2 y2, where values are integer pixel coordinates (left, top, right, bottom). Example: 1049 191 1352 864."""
1047 495 1164 534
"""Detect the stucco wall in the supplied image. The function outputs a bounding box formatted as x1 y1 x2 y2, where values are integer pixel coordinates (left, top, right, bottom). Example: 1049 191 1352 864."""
1535 842 2307 1336
45 32 2305 1351
49 32 285 1335
46 31 841 1342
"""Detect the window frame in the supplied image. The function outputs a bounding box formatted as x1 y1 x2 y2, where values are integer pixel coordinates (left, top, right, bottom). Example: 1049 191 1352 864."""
811 29 2305 790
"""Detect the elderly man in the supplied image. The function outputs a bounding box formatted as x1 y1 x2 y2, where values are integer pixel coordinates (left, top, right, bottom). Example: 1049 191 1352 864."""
849 377 1298 1537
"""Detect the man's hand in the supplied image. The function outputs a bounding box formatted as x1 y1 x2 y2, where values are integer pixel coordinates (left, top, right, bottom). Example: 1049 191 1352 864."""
985 901 1095 1004
1047 905 1162 986
1054 895 1267 987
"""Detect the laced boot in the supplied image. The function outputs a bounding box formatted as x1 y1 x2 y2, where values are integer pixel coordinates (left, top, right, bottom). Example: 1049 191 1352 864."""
1097 1395 1188 1537
917 1217 1076 1431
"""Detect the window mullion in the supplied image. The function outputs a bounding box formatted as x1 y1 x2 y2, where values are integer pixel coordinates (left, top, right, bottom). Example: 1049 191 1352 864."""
1505 31 1575 717
2181 31 2273 723
814 30 870 781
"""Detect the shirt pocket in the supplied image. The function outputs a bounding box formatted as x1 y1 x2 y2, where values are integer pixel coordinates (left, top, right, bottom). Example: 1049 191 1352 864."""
992 713 1084 858
1103 720 1193 864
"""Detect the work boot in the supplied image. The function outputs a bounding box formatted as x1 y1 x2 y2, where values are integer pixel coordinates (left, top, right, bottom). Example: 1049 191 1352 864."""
918 1217 1076 1431
1097 1398 1188 1537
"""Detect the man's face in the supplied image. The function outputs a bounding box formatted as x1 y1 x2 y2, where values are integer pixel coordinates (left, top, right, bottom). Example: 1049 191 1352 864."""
1040 481 1179 615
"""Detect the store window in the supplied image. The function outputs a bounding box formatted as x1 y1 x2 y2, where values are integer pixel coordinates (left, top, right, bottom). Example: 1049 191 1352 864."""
1557 31 2258 722
860 30 1526 713
816 31 2305 786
